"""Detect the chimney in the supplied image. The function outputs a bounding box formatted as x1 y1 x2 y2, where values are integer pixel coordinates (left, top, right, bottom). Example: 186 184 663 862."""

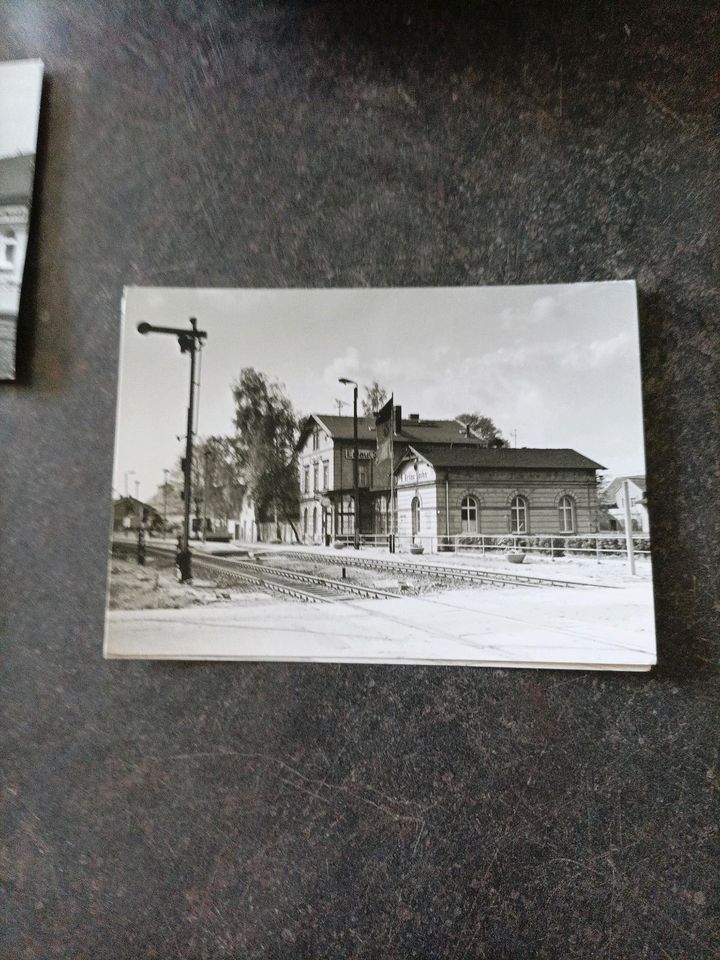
408 413 420 422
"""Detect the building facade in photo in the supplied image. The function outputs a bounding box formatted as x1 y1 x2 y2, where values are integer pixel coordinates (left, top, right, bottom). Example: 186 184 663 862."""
393 444 604 542
296 408 605 545
0 154 34 379
296 414 380 543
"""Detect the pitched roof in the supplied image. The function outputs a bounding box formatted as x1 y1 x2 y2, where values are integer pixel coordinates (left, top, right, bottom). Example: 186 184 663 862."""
398 419 485 445
112 495 162 517
303 414 485 445
0 153 34 205
404 444 605 471
305 414 378 442
600 475 646 505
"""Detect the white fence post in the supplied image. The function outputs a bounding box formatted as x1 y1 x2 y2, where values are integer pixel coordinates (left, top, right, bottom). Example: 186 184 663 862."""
622 479 637 575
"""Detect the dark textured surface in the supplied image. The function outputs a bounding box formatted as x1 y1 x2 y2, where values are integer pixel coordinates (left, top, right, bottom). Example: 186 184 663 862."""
1 2 719 957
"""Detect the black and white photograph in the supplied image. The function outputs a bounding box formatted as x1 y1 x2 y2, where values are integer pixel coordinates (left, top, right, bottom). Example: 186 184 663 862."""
107 282 655 670
0 58 43 381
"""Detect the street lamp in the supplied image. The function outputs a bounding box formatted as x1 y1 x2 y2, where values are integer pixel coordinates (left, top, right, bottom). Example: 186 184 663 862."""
338 377 360 550
137 317 207 581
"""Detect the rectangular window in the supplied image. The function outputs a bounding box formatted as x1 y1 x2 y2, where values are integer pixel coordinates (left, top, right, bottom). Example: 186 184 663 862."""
313 462 319 492
303 465 310 493
323 461 329 491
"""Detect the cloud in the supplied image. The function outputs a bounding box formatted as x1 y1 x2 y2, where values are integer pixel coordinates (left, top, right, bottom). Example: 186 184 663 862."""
528 295 556 324
322 346 361 389
560 330 632 370
587 330 631 365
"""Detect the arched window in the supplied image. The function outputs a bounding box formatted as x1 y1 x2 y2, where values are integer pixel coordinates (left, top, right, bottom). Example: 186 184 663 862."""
303 507 308 536
411 496 421 536
312 506 318 537
460 496 478 533
510 495 528 533
558 494 575 533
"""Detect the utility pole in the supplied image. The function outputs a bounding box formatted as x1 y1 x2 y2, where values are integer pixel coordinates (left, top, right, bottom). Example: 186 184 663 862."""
339 377 360 549
163 468 169 535
134 479 141 529
202 448 210 542
389 396 396 553
137 316 207 582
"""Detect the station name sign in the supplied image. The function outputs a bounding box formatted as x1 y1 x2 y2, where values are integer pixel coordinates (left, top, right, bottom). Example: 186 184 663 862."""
396 463 434 485
343 449 376 460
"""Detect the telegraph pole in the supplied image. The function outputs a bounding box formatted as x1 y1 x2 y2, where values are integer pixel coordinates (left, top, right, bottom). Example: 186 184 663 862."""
163 468 169 534
202 448 211 542
138 316 207 581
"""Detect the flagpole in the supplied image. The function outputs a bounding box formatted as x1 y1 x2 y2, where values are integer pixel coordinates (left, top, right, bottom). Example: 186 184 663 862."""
389 394 395 552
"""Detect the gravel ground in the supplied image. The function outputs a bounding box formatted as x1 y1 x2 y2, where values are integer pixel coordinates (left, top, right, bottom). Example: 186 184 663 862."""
109 557 264 611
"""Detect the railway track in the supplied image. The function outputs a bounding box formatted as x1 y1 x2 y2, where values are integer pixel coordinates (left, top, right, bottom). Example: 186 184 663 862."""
114 542 402 603
113 539 612 604
189 551 402 602
259 549 607 589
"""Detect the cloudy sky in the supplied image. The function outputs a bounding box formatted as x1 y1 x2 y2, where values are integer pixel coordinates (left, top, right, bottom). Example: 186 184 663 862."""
0 59 43 158
114 282 645 500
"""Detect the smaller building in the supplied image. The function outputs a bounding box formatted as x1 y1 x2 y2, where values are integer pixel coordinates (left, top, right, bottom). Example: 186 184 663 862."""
394 445 605 541
228 493 260 543
113 496 162 533
601 475 649 532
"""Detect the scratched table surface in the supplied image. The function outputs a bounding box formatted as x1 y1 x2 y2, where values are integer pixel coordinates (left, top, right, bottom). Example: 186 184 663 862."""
1 3 718 958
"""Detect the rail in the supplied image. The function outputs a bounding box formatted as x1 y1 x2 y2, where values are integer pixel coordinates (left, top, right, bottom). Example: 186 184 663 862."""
265 549 606 589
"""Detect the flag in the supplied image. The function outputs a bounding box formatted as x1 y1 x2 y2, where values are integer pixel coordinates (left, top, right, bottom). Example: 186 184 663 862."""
375 395 394 462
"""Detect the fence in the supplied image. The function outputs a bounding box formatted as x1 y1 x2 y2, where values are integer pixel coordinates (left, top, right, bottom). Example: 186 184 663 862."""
331 531 651 561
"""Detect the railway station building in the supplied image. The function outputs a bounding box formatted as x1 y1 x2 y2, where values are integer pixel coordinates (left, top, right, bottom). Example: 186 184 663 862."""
296 414 379 544
296 410 604 545
393 444 603 542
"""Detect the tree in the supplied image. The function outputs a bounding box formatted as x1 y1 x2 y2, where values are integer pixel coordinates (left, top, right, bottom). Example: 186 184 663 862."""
197 435 246 526
456 413 509 446
232 368 301 539
361 381 389 417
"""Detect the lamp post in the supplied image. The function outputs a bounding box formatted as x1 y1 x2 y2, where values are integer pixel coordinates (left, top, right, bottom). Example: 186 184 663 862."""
338 378 360 550
137 317 207 581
